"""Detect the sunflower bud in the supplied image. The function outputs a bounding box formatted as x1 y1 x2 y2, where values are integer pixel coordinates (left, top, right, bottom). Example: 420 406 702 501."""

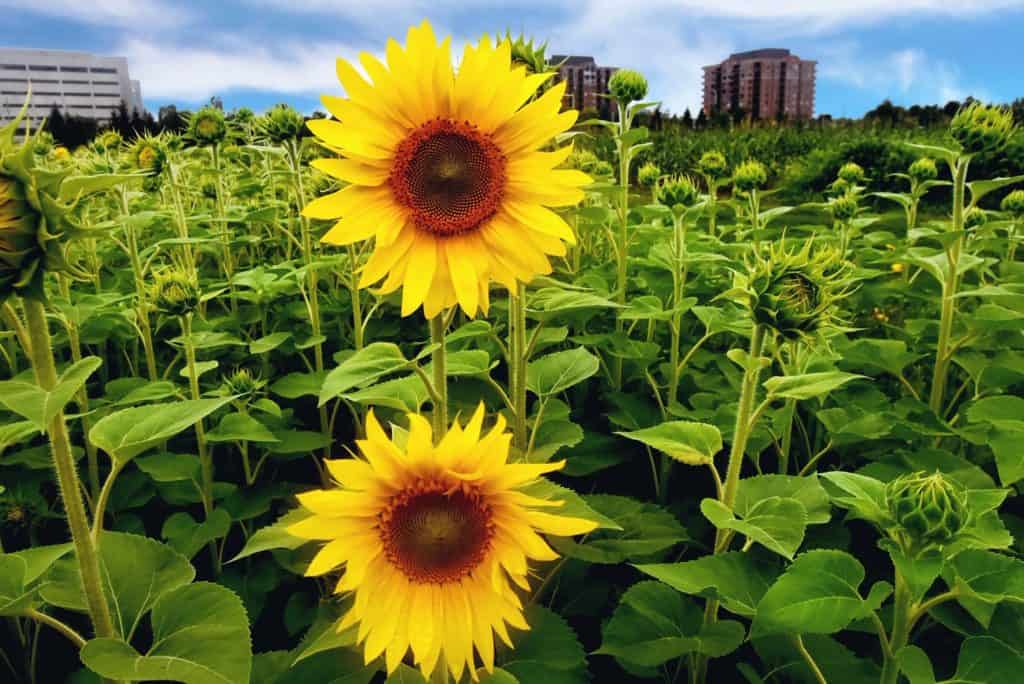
837 162 865 184
52 146 71 162
697 150 729 181
1000 189 1024 218
637 161 661 188
949 102 1015 155
232 107 256 127
221 367 265 400
33 131 55 157
257 104 306 144
608 69 648 105
188 106 228 146
830 191 859 222
733 159 767 193
655 175 700 210
733 240 851 342
963 207 988 230
151 270 200 317
908 157 938 184
592 160 614 178
92 130 123 154
505 32 549 76
829 177 852 197
129 135 167 175
886 471 968 550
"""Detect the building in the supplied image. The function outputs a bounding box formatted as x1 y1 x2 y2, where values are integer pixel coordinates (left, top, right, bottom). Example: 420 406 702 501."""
0 48 145 129
551 55 618 120
702 49 816 121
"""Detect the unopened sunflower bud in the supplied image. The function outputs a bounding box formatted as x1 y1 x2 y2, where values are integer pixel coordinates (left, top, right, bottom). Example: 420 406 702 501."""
655 175 700 210
963 207 988 230
257 104 306 144
733 159 767 193
1001 189 1024 218
697 150 729 181
637 161 661 188
33 131 55 156
92 130 123 154
592 160 614 178
129 135 167 175
151 270 200 317
505 32 549 76
837 162 865 184
886 471 968 549
188 106 228 146
950 102 1015 155
608 69 648 105
908 157 938 184
221 368 265 399
831 192 859 222
829 178 852 196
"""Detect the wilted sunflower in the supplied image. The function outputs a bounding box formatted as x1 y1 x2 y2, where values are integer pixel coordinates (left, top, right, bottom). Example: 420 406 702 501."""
289 405 597 680
303 20 589 318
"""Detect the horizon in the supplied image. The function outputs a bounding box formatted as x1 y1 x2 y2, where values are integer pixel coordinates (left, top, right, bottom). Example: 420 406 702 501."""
2 1 1023 118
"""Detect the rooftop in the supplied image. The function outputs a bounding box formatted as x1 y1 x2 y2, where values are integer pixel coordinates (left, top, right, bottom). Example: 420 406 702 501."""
729 49 792 60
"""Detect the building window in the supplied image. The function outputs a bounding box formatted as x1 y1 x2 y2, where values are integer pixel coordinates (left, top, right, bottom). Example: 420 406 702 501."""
89 67 117 74
62 79 89 84
28 65 58 72
1 64 26 70
93 80 119 86
60 66 88 73
0 90 27 95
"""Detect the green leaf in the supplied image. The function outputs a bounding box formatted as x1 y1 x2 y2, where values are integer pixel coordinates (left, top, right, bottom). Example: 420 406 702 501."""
0 554 31 615
81 582 252 684
501 605 587 684
0 356 102 430
837 338 923 377
135 452 201 483
763 371 865 401
953 636 1024 683
904 142 957 167
162 509 233 560
42 532 195 640
896 646 936 684
341 374 429 412
59 172 148 200
319 343 411 406
637 552 779 617
91 397 234 464
179 360 219 381
526 348 600 396
968 174 1024 206
597 581 744 667
752 550 890 637
551 495 688 563
735 475 831 525
819 471 891 526
701 497 807 559
616 421 721 466
250 332 291 354
948 549 1024 608
206 412 279 443
270 371 326 399
0 420 38 454
229 509 310 563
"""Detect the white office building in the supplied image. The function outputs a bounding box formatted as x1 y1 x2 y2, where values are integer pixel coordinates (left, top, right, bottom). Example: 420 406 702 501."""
0 48 145 128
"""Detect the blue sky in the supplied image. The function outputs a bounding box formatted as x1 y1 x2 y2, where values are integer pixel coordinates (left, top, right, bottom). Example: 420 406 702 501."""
2 1 1022 118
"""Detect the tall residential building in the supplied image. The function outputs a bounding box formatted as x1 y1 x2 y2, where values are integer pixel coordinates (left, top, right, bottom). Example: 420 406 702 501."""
551 55 618 120
0 48 145 128
702 49 816 121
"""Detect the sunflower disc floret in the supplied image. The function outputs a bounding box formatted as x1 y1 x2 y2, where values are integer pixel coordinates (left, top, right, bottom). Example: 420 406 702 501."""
303 21 589 319
289 405 597 681
885 471 968 550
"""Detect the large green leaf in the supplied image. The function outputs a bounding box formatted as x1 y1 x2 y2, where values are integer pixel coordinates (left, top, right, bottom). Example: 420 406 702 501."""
0 554 32 615
597 581 744 667
763 371 865 401
551 495 687 563
526 348 600 396
90 397 235 463
819 471 890 526
42 531 195 640
752 550 891 637
500 605 587 684
81 582 252 684
229 509 311 563
0 356 102 430
637 552 779 617
616 420 722 466
319 343 411 406
701 497 807 559
953 636 1024 683
162 509 233 560
735 474 831 525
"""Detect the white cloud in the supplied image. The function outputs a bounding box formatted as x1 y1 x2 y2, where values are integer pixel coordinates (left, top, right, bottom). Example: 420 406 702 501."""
0 0 191 28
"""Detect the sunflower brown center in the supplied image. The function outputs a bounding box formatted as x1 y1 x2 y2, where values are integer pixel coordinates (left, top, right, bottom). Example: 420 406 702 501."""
379 479 494 584
389 118 506 236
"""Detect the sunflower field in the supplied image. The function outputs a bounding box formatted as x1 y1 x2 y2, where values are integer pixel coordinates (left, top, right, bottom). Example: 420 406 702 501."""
3 20 1024 684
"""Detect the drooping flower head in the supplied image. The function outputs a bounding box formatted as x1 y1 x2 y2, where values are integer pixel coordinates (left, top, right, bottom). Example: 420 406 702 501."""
150 269 201 316
1000 189 1024 218
304 21 589 318
949 101 1016 155
257 104 306 144
91 129 123 155
187 106 228 146
128 134 168 191
289 405 598 681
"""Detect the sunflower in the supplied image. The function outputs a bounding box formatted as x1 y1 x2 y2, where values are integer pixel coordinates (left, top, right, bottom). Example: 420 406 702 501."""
303 20 590 318
289 404 597 680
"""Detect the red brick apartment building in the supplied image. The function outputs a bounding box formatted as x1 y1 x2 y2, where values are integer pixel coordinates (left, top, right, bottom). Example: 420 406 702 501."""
702 49 816 120
551 55 618 120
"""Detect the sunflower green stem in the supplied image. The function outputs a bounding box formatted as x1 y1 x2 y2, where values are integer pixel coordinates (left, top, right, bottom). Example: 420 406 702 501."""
430 315 448 440
508 283 529 452
21 297 117 644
